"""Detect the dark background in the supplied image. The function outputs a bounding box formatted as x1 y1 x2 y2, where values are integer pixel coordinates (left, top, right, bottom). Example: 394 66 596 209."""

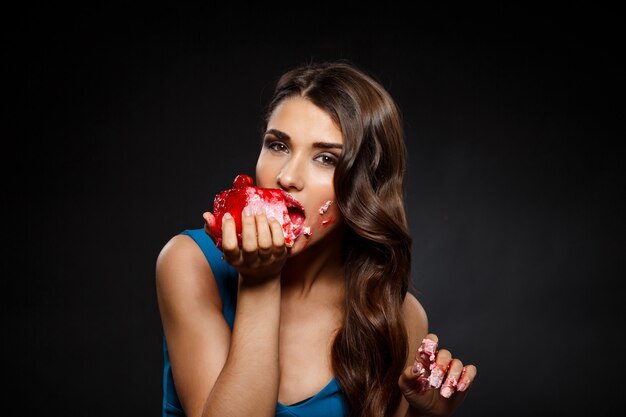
4 4 623 416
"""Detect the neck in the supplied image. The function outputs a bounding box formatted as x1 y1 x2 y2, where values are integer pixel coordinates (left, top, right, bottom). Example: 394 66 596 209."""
281 231 344 300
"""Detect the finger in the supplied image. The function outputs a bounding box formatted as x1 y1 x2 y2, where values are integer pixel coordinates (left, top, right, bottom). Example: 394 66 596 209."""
456 364 477 393
268 216 286 251
220 213 241 265
428 348 452 389
440 358 463 398
398 360 429 398
417 334 439 364
241 207 258 264
203 212 217 240
425 333 439 343
255 209 273 261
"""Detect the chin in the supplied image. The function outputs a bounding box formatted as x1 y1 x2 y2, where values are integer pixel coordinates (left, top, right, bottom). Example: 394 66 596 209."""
287 222 344 255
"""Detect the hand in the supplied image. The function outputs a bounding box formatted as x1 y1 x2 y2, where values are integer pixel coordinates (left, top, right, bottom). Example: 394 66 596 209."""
203 207 287 283
398 333 477 417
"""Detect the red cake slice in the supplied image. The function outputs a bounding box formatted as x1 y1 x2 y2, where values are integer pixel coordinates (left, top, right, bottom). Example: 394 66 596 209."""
210 174 306 249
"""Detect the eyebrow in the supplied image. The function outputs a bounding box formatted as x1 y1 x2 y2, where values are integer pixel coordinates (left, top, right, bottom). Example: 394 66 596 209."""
264 129 343 150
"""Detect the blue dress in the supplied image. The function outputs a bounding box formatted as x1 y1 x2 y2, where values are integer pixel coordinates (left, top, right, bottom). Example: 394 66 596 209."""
162 228 349 417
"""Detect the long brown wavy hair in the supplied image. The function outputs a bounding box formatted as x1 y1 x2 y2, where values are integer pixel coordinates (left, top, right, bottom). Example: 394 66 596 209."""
263 60 412 417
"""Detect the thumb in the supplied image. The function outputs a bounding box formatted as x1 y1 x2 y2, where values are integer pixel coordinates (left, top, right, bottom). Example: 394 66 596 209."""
398 359 430 405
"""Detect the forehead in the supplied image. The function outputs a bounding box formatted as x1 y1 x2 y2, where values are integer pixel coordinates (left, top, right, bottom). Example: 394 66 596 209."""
267 97 343 144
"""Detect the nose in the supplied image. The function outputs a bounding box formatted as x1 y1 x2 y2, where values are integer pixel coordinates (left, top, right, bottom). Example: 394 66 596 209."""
276 157 304 192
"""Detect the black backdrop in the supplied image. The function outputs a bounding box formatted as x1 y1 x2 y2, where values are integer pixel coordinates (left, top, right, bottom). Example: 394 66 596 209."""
5 4 623 416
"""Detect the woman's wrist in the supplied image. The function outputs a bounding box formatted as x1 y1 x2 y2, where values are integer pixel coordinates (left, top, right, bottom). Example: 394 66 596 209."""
238 273 281 290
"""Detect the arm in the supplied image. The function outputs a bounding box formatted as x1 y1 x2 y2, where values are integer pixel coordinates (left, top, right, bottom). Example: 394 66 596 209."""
393 292 429 417
156 209 286 417
396 293 478 417
156 234 232 417
202 275 281 417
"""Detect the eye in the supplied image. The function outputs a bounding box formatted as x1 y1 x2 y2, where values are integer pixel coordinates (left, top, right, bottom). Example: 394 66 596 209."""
314 153 338 167
265 140 289 153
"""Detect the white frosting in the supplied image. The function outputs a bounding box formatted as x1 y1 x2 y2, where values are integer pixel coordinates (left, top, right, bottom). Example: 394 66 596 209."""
428 366 444 389
440 375 458 398
318 200 333 215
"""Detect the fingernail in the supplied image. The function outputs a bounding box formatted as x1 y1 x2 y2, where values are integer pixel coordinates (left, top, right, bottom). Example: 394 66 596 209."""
243 207 252 216
412 361 424 375
457 367 468 391
223 212 232 220
440 386 454 398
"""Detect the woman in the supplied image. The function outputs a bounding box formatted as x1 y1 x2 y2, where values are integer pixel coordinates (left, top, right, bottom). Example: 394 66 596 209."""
156 60 477 417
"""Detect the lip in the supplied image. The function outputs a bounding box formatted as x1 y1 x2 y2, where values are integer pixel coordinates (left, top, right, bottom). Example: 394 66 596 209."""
280 191 306 236
280 191 305 212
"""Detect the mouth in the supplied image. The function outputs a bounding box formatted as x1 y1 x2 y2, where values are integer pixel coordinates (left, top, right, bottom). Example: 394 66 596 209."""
281 191 306 235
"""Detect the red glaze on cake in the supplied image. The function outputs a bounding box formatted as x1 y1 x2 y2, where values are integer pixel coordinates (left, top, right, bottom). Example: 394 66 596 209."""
211 174 306 250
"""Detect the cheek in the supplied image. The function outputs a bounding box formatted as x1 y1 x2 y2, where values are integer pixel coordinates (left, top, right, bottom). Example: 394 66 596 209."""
298 205 343 250
255 154 277 187
314 201 343 229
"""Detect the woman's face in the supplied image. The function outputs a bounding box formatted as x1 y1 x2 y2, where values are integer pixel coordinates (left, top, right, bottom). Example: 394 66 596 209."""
256 96 344 253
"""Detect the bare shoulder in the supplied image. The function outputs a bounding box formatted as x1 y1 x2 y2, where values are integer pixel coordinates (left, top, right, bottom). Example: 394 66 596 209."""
402 291 428 332
157 234 206 273
402 291 429 353
156 233 222 311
